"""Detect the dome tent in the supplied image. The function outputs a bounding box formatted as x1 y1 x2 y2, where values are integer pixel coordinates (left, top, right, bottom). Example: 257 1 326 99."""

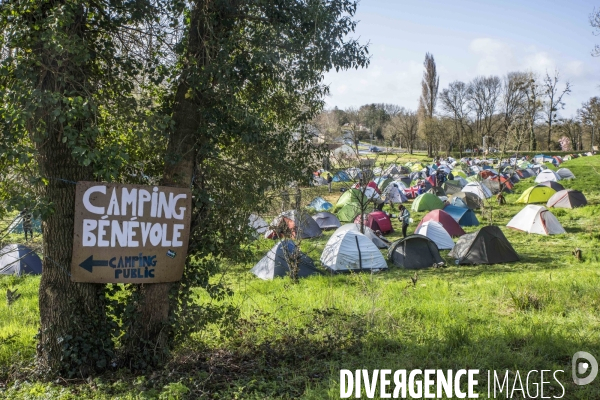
355 211 393 234
307 197 333 212
333 171 351 182
442 180 463 195
449 226 519 265
417 209 465 237
556 168 575 180
333 189 366 222
507 205 565 235
537 181 565 192
462 182 492 199
312 212 342 230
387 234 444 269
320 230 388 272
334 223 389 249
442 205 479 227
251 241 320 280
248 214 269 237
535 170 561 183
414 221 455 250
411 193 444 212
0 244 42 276
450 192 483 209
515 185 556 204
265 210 322 239
546 189 587 209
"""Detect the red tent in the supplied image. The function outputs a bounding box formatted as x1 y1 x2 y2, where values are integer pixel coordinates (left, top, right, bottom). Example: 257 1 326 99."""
417 209 465 237
491 176 514 190
355 211 394 234
351 181 381 194
479 170 496 179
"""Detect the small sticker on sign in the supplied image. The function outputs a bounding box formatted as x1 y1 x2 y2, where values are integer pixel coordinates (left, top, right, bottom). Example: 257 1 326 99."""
167 250 176 259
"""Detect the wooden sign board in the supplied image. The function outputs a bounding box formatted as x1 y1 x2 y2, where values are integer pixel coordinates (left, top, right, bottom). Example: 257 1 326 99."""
71 182 192 283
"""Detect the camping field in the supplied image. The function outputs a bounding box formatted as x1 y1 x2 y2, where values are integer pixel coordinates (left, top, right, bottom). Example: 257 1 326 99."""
2 154 600 399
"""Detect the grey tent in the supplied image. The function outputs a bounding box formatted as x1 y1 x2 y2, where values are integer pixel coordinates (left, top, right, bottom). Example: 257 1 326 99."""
448 226 519 265
0 244 42 276
556 168 575 180
312 212 342 230
537 181 565 192
265 210 323 239
450 191 483 209
442 180 462 195
388 234 444 269
427 186 446 197
546 189 587 209
250 241 320 280
482 179 510 194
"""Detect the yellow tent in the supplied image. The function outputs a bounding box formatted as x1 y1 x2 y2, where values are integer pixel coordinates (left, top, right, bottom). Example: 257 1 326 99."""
516 185 557 204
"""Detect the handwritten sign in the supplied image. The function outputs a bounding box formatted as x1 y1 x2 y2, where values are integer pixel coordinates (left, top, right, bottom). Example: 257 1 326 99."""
71 182 192 283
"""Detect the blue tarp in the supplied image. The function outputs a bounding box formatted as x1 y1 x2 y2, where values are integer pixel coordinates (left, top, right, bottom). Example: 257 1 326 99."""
333 171 351 182
443 205 479 227
307 197 333 212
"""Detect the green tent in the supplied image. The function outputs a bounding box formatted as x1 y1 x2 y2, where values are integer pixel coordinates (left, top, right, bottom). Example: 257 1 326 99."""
411 193 444 212
466 175 480 183
516 185 557 204
334 189 366 222
453 170 467 178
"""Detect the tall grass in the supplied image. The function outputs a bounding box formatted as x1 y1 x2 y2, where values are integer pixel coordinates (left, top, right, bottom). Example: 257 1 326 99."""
2 154 600 398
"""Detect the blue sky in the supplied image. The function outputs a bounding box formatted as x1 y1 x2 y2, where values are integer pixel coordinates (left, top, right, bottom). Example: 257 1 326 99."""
323 0 600 116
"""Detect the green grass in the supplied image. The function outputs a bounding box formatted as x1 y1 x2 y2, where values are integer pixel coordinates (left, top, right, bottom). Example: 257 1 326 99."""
2 155 600 399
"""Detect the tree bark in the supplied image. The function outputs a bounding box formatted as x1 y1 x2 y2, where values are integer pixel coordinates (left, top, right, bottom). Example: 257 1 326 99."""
36 138 110 377
34 3 112 377
121 4 205 367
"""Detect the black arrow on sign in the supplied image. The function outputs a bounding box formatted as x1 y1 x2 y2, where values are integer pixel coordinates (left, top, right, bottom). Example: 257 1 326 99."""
79 255 109 273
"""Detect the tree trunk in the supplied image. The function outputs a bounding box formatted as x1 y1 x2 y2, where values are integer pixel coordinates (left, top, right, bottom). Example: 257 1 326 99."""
121 4 204 367
34 3 112 377
36 125 111 377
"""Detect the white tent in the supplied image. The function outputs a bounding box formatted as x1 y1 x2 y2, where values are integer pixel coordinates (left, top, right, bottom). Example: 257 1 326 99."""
248 214 269 236
383 184 408 204
534 169 561 183
506 205 566 235
334 223 389 249
556 168 575 180
462 182 492 199
320 230 388 272
414 221 455 250
363 186 381 200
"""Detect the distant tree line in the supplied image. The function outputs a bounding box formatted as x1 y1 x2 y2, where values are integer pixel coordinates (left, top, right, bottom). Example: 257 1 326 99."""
315 58 600 157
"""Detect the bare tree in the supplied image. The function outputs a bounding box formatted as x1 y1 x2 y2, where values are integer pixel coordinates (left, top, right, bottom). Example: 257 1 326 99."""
499 72 528 154
468 75 502 152
579 96 600 151
542 70 571 150
384 108 419 153
558 118 583 151
418 53 439 157
439 80 473 156
519 72 544 151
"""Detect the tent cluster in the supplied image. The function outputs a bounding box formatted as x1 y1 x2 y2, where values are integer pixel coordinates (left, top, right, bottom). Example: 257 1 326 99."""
248 153 592 280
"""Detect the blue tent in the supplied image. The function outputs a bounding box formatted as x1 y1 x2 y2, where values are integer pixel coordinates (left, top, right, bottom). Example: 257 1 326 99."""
307 197 333 212
0 244 43 276
333 171 351 182
443 205 479 227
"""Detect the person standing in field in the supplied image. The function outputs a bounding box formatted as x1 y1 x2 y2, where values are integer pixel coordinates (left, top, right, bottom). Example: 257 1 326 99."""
327 173 333 193
20 208 33 241
398 204 410 238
